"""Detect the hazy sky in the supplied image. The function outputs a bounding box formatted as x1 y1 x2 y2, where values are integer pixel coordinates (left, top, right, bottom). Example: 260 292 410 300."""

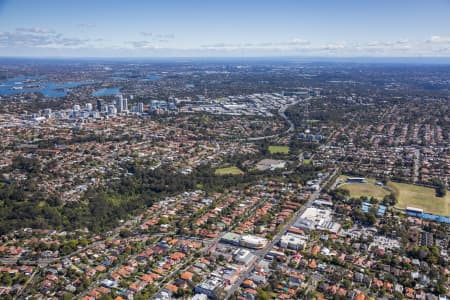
1 0 450 57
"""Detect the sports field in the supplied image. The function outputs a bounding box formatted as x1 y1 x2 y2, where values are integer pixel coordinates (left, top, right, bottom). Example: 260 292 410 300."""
388 182 450 216
268 145 289 154
214 166 244 175
337 176 390 200
340 182 390 200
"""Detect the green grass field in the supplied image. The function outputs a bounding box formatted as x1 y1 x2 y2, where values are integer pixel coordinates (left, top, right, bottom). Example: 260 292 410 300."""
214 166 244 175
268 145 289 154
338 175 390 200
388 182 450 216
340 183 390 200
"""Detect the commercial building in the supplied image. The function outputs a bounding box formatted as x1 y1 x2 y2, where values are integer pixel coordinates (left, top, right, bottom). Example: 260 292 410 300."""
85 103 93 111
138 102 144 113
294 207 341 234
115 94 124 113
107 105 117 116
233 249 257 267
220 232 241 246
194 277 223 300
96 99 104 112
220 232 268 249
280 232 306 250
122 97 128 112
255 159 286 171
240 235 268 249
294 218 315 231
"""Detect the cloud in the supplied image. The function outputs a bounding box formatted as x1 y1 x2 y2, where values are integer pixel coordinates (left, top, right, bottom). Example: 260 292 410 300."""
77 23 96 28
288 38 310 46
427 35 450 43
155 33 174 39
367 41 384 47
195 37 450 56
57 37 91 47
201 38 310 49
0 27 90 48
16 27 56 34
126 40 154 49
139 32 174 44
197 38 450 56
395 39 409 44
319 43 345 51
201 42 241 48
436 46 450 53
141 32 174 40
1 28 449 57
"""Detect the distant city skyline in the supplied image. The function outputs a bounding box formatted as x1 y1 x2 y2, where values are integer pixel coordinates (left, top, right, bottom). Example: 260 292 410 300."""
1 0 450 57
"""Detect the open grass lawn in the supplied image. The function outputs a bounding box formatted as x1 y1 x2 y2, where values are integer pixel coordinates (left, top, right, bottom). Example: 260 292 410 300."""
338 175 390 200
388 182 450 216
340 182 391 200
214 166 244 175
268 145 289 154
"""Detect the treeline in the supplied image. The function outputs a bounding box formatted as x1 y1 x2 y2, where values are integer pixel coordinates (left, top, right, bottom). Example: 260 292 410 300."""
0 149 323 234
0 160 265 235
33 132 145 149
0 180 63 235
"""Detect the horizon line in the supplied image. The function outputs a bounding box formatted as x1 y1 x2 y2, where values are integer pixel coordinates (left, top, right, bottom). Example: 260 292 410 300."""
1 55 450 62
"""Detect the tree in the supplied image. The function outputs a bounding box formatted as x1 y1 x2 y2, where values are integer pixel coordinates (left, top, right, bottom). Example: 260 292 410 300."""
382 193 397 206
98 295 113 300
342 279 352 289
256 288 271 300
436 284 446 295
1 273 12 286
433 179 447 198
62 293 75 300
159 216 169 224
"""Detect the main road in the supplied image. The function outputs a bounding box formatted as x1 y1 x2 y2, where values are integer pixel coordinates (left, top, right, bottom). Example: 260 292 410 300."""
224 168 339 299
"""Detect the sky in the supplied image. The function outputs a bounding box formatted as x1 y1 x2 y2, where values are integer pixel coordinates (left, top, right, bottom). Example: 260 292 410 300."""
0 0 450 57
